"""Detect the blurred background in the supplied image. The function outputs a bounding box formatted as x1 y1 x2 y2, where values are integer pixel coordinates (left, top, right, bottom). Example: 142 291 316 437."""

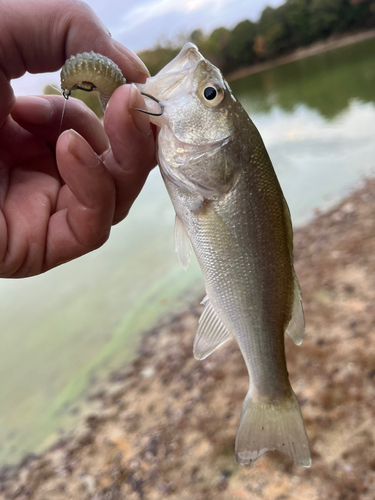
2 0 375 495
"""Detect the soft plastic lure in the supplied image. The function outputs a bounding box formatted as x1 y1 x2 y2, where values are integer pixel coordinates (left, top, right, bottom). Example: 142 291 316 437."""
60 51 163 116
60 51 126 111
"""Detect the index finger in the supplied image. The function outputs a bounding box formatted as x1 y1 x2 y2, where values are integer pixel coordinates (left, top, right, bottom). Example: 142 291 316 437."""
0 0 149 122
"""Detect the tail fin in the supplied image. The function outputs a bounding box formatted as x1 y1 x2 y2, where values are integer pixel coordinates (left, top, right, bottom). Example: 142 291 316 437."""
235 388 311 467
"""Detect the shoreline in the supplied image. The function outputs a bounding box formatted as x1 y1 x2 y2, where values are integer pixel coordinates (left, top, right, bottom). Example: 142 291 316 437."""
226 29 375 81
1 178 375 499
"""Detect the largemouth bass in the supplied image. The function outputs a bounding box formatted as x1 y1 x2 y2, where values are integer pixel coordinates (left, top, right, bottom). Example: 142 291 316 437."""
60 44 311 467
137 43 311 467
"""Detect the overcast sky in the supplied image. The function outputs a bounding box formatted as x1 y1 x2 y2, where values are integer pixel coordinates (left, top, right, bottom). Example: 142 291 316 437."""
11 0 283 96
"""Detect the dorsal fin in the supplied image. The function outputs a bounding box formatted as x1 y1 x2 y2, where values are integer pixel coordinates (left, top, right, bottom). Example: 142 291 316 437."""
286 276 305 345
174 215 192 271
193 296 232 360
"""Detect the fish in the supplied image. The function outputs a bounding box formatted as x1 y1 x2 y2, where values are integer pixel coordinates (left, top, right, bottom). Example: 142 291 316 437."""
137 43 311 467
60 43 311 467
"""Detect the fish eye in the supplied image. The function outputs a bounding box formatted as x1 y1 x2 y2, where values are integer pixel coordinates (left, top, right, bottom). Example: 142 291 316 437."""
204 86 217 100
201 83 225 107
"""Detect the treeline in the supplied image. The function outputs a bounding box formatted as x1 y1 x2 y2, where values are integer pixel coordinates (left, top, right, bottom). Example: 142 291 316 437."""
229 39 375 119
138 0 375 75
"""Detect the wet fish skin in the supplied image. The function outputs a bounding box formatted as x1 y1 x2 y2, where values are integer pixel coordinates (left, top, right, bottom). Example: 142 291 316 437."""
138 43 311 467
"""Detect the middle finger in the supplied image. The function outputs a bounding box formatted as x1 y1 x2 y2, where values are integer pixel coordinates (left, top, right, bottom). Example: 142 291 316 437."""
11 94 109 154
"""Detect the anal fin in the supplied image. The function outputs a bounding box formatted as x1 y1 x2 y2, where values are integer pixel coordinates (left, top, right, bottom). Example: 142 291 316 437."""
193 296 232 360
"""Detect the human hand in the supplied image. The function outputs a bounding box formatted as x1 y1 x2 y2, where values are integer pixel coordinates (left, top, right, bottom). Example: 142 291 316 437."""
0 0 156 278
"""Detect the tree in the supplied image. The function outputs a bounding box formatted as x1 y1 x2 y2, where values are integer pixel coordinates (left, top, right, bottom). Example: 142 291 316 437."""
189 29 205 46
201 27 231 71
337 0 369 31
226 20 257 69
283 0 312 46
258 6 290 56
309 0 343 38
253 35 267 58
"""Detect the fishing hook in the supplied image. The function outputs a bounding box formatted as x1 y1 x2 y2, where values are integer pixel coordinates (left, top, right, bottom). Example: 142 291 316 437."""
134 92 164 116
62 88 163 116
62 84 96 100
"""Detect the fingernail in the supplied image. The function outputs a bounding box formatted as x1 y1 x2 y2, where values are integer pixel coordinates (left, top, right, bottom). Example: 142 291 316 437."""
13 96 52 124
128 84 151 135
130 55 150 78
68 129 101 168
113 40 150 77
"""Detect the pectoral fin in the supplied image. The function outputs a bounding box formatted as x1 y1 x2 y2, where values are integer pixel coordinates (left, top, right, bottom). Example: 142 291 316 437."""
282 196 305 345
174 215 192 271
286 276 305 345
193 296 232 360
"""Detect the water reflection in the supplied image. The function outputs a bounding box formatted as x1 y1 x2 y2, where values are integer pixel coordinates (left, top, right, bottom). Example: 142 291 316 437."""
255 100 375 225
231 39 375 120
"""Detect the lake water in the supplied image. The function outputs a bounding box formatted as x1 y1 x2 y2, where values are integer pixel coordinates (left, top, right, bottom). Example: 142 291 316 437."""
1 38 375 465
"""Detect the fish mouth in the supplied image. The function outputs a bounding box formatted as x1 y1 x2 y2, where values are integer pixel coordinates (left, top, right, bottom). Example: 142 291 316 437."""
135 43 203 104
156 43 204 77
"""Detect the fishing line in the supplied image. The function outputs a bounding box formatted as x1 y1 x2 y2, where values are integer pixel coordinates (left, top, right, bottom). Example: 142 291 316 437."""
48 84 67 137
59 96 67 137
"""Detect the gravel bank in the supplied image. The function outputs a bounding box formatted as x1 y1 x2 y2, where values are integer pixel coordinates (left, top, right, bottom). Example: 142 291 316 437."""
1 179 375 500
